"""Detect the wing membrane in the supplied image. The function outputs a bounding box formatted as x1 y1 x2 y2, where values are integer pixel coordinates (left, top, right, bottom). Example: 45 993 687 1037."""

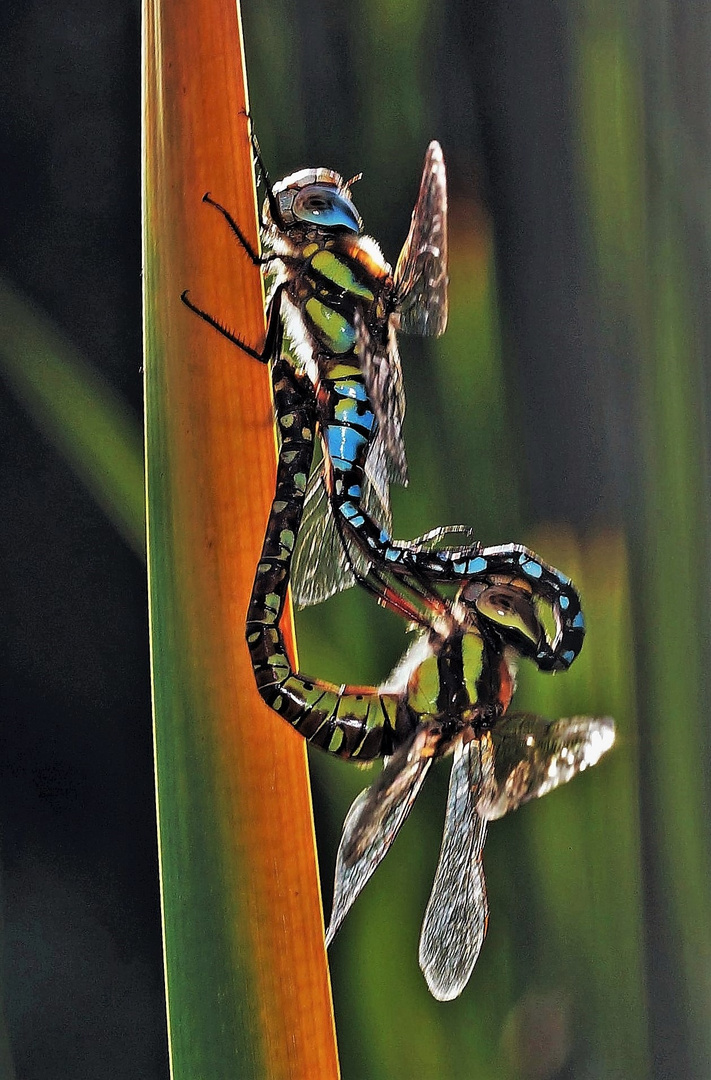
326 725 436 946
291 464 394 607
291 470 358 607
405 524 482 554
363 447 394 531
393 141 448 337
358 313 409 490
478 714 615 821
418 735 489 1001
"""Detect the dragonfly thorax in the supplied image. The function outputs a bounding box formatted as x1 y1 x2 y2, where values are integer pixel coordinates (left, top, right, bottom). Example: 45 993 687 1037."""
399 621 514 739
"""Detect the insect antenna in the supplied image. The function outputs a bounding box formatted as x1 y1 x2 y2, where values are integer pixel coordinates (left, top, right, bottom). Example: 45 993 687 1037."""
250 133 285 229
236 110 284 228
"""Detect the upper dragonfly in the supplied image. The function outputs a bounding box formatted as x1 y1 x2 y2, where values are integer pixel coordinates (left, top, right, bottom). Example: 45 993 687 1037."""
247 357 614 999
182 135 584 671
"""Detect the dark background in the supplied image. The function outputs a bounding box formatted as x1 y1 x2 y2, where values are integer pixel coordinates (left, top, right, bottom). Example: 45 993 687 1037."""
1 1 710 1077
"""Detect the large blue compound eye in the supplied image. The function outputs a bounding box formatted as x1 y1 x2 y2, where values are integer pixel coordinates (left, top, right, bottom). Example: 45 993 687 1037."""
292 184 362 232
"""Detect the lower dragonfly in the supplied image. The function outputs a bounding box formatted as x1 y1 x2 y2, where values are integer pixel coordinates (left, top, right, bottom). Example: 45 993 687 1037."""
182 133 585 673
247 357 615 999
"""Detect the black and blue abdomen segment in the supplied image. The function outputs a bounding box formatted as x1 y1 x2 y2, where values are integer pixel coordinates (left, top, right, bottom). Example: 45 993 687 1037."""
246 358 414 761
291 251 586 674
313 373 585 673
319 371 437 568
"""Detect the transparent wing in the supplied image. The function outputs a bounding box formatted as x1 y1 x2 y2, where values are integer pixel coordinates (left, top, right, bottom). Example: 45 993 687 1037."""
405 524 482 554
291 466 391 607
326 725 437 946
393 140 448 337
477 714 616 821
356 143 448 498
358 314 409 490
418 735 489 1001
291 470 356 607
363 449 394 533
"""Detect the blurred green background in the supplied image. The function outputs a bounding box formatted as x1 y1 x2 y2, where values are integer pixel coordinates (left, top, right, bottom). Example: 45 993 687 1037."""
1 0 710 1077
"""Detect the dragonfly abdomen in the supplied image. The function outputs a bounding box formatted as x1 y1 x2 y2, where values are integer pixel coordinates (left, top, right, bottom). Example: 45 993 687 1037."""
246 358 415 761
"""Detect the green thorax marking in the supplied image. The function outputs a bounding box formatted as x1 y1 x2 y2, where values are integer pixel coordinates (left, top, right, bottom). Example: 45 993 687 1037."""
407 653 442 718
304 297 356 354
461 633 485 706
310 250 375 301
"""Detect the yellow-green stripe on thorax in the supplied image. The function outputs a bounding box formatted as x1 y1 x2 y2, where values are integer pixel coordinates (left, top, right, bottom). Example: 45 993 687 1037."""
303 297 356 354
461 634 486 707
406 633 486 721
309 249 375 301
298 240 377 355
407 654 442 717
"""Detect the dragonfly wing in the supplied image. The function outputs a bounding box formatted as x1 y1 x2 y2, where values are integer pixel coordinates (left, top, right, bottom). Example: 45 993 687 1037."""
358 313 409 490
407 524 482 554
393 141 448 337
326 725 436 946
292 469 363 607
363 446 394 534
419 735 489 1000
478 713 616 821
292 448 393 607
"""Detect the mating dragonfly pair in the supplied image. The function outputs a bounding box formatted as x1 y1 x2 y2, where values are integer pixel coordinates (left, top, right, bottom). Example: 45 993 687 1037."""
183 135 614 1000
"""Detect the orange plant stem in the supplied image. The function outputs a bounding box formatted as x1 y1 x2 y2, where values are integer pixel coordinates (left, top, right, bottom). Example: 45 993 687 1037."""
142 0 340 1075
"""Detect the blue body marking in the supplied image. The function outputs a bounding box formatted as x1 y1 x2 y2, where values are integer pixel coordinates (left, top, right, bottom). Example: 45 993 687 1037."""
326 425 368 466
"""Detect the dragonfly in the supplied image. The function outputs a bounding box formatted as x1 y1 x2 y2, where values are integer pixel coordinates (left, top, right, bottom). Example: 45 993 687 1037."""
247 357 614 998
182 132 585 673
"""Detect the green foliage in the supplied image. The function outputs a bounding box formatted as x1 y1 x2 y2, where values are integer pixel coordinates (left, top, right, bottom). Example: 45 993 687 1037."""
246 2 710 1077
5 0 711 1075
0 277 145 557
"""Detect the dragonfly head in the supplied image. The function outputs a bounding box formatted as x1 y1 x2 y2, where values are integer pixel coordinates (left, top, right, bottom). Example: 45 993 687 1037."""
458 578 547 662
267 168 363 234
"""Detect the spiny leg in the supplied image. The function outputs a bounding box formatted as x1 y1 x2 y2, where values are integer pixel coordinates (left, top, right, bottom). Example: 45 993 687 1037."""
202 192 272 266
181 282 284 364
239 111 284 230
334 516 443 629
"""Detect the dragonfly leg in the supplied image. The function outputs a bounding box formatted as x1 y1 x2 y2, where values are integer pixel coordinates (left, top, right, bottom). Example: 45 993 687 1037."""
249 129 284 229
181 282 284 364
202 192 273 266
341 517 450 622
337 520 444 627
